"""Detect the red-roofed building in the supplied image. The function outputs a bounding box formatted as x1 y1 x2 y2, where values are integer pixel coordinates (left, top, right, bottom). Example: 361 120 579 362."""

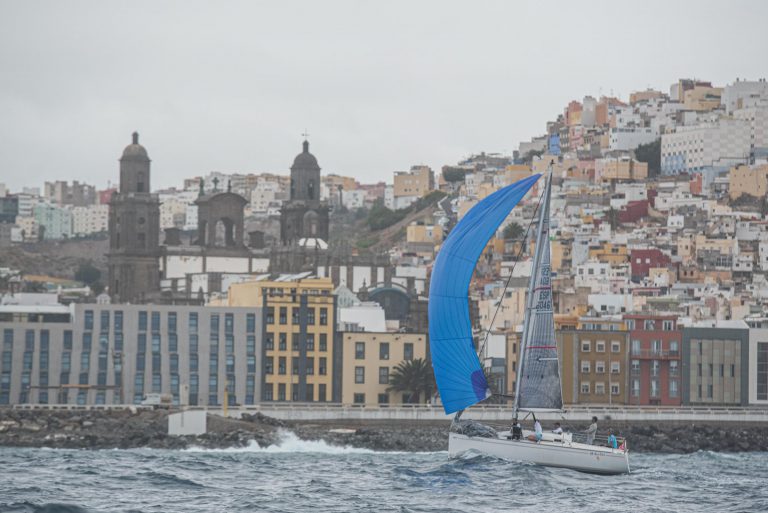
624 314 682 406
630 248 670 282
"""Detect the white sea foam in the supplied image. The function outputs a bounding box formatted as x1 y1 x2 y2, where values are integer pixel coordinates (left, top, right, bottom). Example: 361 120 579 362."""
184 430 378 454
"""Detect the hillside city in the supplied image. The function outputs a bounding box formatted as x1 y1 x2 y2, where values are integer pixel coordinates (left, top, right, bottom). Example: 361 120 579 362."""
1 76 768 411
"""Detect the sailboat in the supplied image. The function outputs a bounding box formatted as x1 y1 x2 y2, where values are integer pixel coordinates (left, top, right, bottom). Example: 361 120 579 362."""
429 168 630 475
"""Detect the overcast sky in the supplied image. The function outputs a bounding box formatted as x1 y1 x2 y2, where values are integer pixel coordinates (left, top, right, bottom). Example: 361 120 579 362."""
1 0 767 192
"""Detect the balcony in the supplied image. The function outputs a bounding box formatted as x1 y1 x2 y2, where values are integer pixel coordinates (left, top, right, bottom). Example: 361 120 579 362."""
630 349 680 360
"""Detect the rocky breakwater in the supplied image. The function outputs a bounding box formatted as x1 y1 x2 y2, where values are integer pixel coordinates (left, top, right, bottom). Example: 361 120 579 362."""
0 408 283 450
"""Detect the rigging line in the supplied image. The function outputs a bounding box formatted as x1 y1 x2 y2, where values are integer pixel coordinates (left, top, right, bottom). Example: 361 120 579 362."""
476 183 547 363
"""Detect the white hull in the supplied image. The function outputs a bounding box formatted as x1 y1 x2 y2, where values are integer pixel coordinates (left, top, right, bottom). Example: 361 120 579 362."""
449 432 630 475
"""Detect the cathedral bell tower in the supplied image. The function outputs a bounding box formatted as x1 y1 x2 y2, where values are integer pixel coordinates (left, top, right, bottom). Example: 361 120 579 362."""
107 132 161 303
280 138 330 244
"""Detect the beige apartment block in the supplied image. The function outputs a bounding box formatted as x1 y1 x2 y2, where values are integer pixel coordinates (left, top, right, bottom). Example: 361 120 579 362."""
728 163 768 201
393 165 434 199
341 332 428 405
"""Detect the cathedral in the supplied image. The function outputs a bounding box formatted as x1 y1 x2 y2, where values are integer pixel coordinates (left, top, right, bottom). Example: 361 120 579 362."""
107 133 161 303
279 140 330 244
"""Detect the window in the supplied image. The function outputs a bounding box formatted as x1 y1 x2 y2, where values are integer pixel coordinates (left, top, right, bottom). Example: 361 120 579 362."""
246 314 255 333
318 384 326 402
611 341 621 353
651 360 660 377
225 334 234 354
151 312 160 332
307 309 315 325
625 319 635 330
319 334 327 352
168 333 178 353
265 357 273 375
631 339 640 355
292 308 299 324
581 360 591 373
265 334 274 350
595 361 605 373
247 335 255 356
580 382 590 394
379 343 389 360
596 341 606 353
100 311 110 332
611 383 620 395
378 393 389 404
644 319 655 330
168 312 177 333
306 334 315 351
355 342 365 359
719 364 724 377
279 333 287 350
611 361 621 374
709 363 713 377
595 382 605 395
84 310 94 331
320 308 328 326
697 363 703 377
632 379 640 397
670 360 679 376
305 383 314 402
277 383 286 402
266 307 274 325
278 357 286 375
650 379 659 397
355 366 365 384
279 307 287 325
707 384 713 399
189 312 198 334
210 314 219 335
379 367 389 385
581 340 591 352
292 357 299 375
662 320 674 331
670 380 679 398
319 357 327 375
190 354 199 372
651 340 661 354
670 340 679 356
353 393 365 404
404 343 414 361
306 357 314 375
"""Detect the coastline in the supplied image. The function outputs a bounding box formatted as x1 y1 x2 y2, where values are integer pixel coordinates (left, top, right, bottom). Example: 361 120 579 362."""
1 409 767 454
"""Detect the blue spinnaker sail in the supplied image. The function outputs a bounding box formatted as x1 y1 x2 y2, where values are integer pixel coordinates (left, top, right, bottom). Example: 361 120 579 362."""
429 175 541 414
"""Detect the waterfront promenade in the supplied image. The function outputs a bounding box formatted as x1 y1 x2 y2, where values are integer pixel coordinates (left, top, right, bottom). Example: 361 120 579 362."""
9 403 768 423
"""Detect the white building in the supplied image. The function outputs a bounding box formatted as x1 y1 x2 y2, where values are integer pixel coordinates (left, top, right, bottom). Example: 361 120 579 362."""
575 261 611 293
13 216 39 241
661 118 750 175
609 127 657 151
341 189 366 210
721 79 768 114
71 204 109 236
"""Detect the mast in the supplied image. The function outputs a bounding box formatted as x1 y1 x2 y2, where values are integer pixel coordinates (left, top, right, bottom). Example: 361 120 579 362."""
512 163 553 417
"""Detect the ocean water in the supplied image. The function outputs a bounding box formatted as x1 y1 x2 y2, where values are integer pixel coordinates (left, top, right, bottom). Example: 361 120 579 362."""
1 431 766 513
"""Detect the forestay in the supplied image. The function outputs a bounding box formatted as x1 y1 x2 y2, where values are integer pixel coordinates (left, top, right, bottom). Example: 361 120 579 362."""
429 175 540 414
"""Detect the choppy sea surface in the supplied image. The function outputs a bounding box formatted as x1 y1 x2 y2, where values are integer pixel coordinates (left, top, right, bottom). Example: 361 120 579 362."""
1 431 766 513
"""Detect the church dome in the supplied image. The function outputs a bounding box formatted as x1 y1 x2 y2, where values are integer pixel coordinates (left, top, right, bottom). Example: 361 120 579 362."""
121 132 150 160
291 140 319 169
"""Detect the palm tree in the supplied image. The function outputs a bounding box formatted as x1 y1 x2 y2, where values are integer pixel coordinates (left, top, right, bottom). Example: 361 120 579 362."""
387 358 435 404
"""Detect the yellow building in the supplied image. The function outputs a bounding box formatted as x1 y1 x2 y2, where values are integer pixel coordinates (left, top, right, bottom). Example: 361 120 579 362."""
559 330 630 405
406 222 443 244
393 165 435 201
729 163 768 201
588 242 629 265
323 174 359 192
217 277 337 402
596 158 648 182
683 85 723 111
341 332 428 405
551 237 573 273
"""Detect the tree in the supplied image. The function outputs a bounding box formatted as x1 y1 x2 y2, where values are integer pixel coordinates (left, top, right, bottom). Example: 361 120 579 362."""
75 261 101 286
634 138 661 176
503 222 524 240
387 358 436 404
443 167 467 183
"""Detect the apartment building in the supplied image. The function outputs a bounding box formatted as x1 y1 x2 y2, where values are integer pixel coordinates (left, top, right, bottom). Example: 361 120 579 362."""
0 303 261 406
682 326 749 406
624 314 682 406
340 332 428 405
558 330 630 405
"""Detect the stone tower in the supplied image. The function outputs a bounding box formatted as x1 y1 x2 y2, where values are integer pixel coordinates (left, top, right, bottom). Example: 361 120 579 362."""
107 132 161 303
280 139 330 244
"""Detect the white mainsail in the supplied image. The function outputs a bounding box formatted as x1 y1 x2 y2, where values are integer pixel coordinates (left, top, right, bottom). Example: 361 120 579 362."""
514 167 563 413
